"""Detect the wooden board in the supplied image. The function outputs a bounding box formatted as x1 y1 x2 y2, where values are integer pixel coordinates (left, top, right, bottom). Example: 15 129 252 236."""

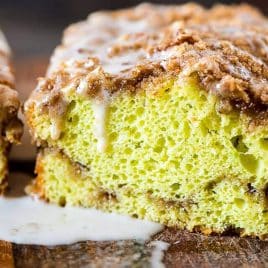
1 228 268 267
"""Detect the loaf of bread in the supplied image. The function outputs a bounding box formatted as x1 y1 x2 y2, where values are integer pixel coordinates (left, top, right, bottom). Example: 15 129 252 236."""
25 3 268 238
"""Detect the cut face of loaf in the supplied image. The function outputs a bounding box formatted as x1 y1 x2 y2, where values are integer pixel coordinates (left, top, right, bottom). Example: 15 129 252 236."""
25 3 268 237
0 31 23 192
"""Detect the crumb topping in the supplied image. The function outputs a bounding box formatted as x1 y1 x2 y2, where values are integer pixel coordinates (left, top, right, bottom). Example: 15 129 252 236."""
27 3 268 123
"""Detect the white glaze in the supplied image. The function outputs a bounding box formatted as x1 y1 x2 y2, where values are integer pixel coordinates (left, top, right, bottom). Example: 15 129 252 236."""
0 196 163 246
150 241 170 268
50 117 62 140
91 89 110 152
47 7 153 77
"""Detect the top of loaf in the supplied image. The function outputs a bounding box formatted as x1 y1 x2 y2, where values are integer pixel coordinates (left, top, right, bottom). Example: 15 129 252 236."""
29 3 268 120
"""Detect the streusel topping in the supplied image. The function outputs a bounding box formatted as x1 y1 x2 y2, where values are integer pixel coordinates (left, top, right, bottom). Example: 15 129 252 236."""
27 3 268 121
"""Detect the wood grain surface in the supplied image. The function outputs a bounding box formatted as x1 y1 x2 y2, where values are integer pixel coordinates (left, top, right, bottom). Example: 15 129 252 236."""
2 56 268 268
1 227 268 268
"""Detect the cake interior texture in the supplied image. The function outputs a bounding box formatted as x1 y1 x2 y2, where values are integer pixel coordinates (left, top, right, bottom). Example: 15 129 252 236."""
25 3 268 237
28 76 268 237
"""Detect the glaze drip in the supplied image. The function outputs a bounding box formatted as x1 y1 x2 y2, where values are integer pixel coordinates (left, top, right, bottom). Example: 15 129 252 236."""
91 89 110 152
0 196 163 245
150 241 170 268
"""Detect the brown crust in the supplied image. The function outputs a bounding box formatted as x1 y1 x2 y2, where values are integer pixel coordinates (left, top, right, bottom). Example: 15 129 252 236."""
0 141 12 193
26 3 268 127
0 34 22 145
0 31 23 191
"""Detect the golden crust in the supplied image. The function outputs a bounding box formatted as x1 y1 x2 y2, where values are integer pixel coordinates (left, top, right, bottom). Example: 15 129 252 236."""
25 152 45 199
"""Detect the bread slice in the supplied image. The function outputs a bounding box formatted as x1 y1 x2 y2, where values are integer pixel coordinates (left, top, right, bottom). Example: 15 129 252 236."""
0 31 22 192
25 3 268 237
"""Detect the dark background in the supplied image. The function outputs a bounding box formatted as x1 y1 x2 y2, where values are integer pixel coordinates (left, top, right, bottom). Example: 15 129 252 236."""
0 0 267 58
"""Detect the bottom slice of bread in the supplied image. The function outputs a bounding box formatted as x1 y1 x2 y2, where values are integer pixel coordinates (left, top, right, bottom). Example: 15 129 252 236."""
30 148 268 239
